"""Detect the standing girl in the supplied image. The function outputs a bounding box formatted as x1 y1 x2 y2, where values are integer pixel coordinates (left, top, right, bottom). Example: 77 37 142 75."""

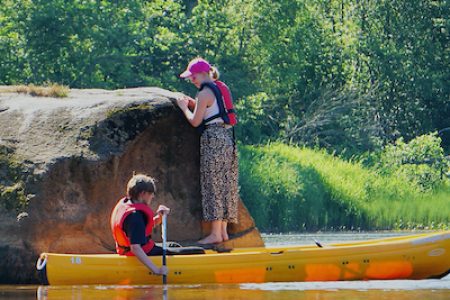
177 57 239 244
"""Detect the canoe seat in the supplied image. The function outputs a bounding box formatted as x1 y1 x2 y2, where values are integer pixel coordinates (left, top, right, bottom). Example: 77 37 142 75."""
167 246 206 255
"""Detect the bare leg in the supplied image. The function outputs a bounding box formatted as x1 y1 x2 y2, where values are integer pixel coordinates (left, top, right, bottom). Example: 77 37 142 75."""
198 220 223 244
222 221 229 241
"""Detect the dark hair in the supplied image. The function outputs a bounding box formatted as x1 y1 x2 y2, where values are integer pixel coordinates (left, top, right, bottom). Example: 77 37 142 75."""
126 174 156 199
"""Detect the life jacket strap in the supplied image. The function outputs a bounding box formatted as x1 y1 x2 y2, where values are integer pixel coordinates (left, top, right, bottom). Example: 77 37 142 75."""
118 244 131 254
204 114 222 124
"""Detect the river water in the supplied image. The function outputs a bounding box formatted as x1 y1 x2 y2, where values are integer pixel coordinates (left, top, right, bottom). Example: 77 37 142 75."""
1 232 449 300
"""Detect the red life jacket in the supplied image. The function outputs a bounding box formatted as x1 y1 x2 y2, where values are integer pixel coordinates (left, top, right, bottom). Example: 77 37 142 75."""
198 81 237 126
215 80 237 126
110 197 155 256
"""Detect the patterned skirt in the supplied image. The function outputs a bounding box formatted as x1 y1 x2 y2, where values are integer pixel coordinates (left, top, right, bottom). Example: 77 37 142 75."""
200 124 239 223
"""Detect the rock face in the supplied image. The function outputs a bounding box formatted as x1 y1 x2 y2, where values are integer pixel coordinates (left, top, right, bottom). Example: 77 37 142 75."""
0 87 263 283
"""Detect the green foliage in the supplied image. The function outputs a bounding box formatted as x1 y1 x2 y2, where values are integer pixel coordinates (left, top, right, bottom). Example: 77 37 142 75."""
278 85 385 153
0 0 28 84
239 143 449 232
0 0 448 151
379 133 449 191
1 0 188 89
354 0 450 141
235 92 275 144
1 1 449 229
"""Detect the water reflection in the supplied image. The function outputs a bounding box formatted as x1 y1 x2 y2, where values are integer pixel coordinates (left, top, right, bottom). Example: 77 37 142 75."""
37 285 158 300
33 279 450 300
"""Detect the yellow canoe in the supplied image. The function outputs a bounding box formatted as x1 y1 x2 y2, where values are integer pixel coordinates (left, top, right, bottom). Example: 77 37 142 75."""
37 231 450 285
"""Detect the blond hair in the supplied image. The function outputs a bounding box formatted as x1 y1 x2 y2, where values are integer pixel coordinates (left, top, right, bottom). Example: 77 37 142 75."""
126 174 156 199
210 66 220 80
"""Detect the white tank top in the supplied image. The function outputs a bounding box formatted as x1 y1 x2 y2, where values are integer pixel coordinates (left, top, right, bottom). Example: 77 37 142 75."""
203 96 222 125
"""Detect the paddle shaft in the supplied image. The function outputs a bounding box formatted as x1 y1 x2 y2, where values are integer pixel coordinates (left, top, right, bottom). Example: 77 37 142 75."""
162 214 167 284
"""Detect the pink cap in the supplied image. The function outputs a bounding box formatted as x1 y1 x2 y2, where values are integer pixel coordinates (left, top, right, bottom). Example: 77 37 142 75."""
179 58 211 78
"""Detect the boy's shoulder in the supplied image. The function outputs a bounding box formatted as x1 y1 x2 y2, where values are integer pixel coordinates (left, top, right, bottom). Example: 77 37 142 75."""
123 210 146 226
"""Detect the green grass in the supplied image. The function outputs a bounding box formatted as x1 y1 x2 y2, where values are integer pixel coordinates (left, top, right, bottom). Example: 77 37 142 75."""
239 143 450 232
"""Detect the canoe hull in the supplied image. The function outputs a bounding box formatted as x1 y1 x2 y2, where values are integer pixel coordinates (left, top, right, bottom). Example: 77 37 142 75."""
38 231 450 285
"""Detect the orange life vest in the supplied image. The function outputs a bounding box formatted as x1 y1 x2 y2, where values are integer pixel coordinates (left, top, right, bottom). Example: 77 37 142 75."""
110 197 155 256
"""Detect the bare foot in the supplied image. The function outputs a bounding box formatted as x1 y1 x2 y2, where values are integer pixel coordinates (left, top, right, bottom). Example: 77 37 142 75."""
198 234 223 244
222 231 229 241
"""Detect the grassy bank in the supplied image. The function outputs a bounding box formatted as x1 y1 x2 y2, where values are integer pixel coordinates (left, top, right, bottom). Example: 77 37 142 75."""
239 143 449 232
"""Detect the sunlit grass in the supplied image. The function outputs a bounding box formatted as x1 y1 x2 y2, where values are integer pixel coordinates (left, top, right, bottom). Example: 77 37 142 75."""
239 142 450 232
0 83 69 98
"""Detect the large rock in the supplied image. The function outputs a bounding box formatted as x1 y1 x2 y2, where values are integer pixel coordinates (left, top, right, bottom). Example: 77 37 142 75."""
0 87 263 283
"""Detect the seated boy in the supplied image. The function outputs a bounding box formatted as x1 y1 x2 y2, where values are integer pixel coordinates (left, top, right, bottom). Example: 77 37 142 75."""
110 174 170 275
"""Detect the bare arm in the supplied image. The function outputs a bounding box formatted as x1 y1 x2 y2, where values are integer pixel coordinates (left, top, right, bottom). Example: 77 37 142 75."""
177 89 214 127
130 244 167 275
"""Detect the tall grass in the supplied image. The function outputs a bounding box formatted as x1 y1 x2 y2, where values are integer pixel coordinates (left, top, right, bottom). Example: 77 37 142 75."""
0 83 69 98
239 143 450 232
